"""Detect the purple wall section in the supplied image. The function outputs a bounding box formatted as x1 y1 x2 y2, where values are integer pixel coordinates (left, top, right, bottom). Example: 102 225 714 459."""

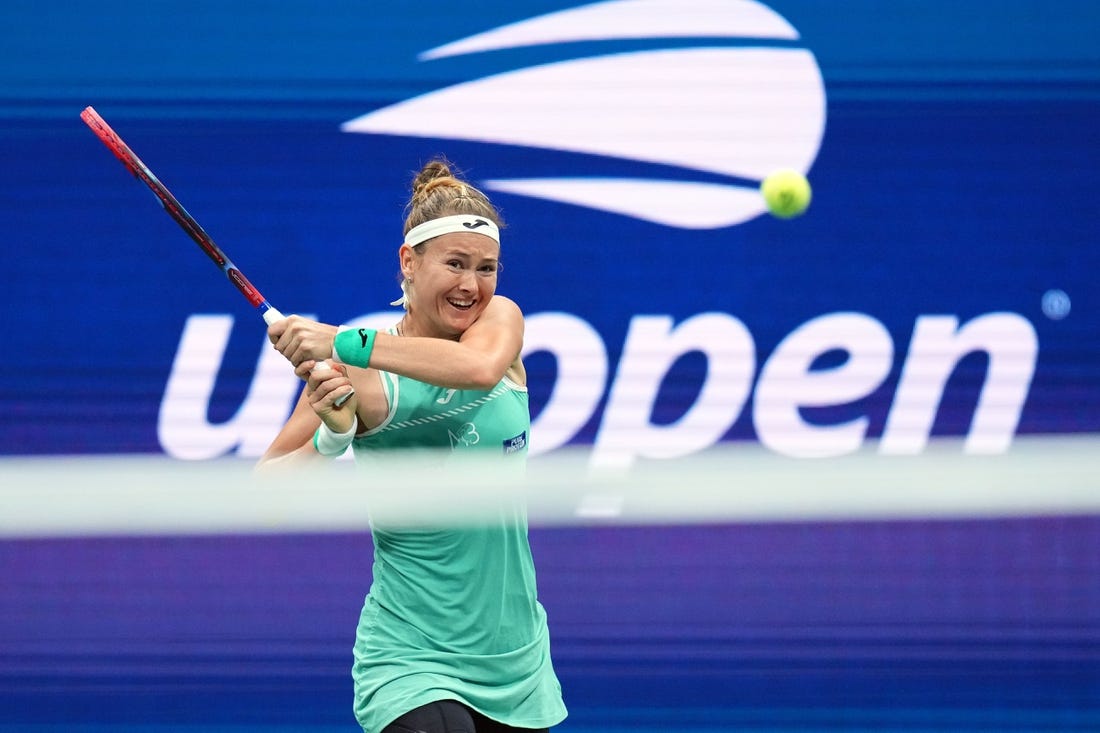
3 519 1098 729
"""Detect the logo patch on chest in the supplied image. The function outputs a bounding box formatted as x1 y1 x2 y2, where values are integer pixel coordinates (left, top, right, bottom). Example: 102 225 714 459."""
448 422 480 449
502 431 527 455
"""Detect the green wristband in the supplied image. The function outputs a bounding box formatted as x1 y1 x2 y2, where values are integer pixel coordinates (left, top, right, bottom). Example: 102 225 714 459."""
333 327 376 368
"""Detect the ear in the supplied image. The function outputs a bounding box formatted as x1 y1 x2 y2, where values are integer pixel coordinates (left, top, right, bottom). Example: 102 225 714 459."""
398 244 417 279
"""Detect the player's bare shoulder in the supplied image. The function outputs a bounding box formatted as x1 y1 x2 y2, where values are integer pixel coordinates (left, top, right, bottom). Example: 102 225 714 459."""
484 294 524 322
347 366 390 432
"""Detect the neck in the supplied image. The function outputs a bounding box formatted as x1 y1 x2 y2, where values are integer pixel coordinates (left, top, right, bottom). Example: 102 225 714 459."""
396 313 431 339
397 312 461 341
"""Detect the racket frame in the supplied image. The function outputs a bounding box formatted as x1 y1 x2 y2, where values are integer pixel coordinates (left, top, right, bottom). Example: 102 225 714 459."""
80 106 284 325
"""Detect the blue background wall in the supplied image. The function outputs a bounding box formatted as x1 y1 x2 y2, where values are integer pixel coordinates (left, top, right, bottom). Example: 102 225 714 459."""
1 1 1098 730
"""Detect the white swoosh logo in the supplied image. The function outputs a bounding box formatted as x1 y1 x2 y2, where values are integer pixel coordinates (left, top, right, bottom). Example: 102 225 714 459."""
342 1 826 229
480 178 773 229
420 0 799 60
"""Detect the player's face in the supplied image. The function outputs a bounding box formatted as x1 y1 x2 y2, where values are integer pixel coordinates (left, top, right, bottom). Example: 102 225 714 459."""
405 232 500 338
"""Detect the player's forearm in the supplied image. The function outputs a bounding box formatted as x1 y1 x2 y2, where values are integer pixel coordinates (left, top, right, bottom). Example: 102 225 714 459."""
367 332 510 390
254 441 324 472
255 389 326 471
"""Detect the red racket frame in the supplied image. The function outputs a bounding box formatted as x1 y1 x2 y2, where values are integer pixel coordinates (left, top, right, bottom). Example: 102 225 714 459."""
80 106 284 324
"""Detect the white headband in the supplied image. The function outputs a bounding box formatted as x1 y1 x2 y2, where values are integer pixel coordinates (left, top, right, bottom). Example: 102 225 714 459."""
392 214 502 308
404 214 500 247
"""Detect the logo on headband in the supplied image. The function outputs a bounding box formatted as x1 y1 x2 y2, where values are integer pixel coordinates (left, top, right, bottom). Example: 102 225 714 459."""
463 219 490 230
341 0 826 230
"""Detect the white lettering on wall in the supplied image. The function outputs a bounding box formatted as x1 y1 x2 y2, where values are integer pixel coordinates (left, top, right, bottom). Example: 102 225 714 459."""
592 313 755 469
158 310 1040 462
523 312 609 456
881 313 1038 454
754 313 893 458
158 315 302 460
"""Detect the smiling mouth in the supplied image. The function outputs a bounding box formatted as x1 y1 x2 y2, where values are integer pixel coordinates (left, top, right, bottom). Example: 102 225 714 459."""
447 298 475 311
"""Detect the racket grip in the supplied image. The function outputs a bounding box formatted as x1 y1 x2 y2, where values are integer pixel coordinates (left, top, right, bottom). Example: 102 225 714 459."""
262 306 285 325
268 304 355 407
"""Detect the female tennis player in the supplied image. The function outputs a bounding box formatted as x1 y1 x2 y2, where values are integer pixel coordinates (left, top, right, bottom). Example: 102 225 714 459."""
259 160 567 733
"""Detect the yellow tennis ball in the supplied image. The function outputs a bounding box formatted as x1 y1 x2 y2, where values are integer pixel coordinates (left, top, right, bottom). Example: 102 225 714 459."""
761 170 812 219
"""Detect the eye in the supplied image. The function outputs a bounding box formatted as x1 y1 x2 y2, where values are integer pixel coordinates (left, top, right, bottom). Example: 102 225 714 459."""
446 259 464 270
478 263 499 275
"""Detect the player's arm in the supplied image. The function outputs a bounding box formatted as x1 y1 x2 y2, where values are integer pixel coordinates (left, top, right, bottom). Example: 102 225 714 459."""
257 353 398 468
271 295 524 391
371 295 523 390
255 387 323 470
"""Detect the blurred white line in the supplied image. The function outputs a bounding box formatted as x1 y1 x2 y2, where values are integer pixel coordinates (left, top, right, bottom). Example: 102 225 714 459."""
575 493 625 519
1 435 1098 537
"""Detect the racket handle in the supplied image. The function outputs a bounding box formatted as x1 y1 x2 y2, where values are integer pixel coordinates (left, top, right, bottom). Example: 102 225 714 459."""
262 306 285 325
264 304 354 407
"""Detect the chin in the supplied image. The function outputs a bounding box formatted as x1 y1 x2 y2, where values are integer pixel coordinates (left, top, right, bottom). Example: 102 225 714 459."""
439 312 477 336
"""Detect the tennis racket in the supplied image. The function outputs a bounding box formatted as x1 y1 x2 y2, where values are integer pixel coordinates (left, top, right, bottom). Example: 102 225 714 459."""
80 105 285 325
81 106 353 406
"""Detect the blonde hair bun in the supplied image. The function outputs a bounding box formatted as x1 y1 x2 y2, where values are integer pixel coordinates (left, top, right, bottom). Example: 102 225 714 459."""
403 158 504 236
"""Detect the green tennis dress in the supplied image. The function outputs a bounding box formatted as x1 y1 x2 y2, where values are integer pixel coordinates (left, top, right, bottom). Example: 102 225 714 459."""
349 365 567 733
